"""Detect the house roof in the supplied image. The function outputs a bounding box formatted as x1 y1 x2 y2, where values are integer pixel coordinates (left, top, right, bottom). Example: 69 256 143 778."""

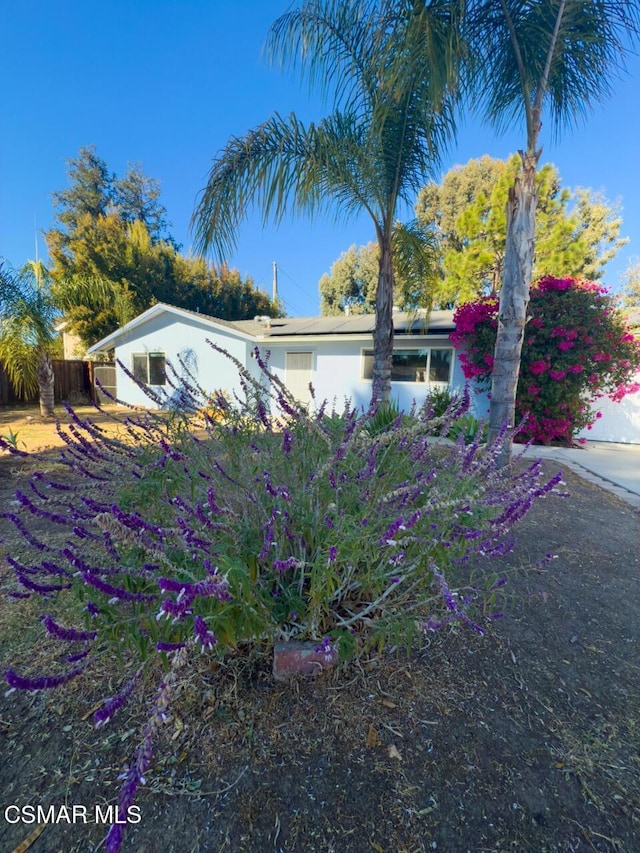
232 310 454 337
86 302 455 354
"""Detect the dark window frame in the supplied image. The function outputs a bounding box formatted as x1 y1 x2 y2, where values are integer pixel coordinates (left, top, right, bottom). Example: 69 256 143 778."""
361 346 453 384
131 352 167 386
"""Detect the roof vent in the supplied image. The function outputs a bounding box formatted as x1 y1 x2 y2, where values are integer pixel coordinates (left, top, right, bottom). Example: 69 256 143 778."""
254 315 272 333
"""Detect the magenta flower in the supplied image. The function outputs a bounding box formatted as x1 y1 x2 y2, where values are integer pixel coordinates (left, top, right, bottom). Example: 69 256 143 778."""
529 361 548 375
549 370 566 381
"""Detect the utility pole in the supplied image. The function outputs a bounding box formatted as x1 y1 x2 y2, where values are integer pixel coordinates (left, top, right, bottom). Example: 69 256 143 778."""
272 261 278 304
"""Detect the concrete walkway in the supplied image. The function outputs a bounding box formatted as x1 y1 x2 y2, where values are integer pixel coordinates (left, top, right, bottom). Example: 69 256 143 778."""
521 441 640 509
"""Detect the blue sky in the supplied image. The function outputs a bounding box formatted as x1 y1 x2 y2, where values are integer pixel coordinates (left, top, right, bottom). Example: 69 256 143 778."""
2 0 639 317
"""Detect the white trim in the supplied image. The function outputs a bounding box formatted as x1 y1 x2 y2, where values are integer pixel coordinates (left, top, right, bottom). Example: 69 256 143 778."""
87 303 257 354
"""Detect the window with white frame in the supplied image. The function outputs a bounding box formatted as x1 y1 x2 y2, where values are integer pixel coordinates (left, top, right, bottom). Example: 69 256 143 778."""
362 347 453 384
132 352 167 386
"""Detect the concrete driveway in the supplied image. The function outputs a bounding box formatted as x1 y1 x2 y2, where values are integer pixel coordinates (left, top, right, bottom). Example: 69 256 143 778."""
522 441 640 508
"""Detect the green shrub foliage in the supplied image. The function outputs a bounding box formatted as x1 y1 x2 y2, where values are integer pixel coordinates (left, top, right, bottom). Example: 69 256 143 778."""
1 346 562 851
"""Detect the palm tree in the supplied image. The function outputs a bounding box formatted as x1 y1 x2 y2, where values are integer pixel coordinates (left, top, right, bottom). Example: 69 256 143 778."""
467 0 639 460
0 262 59 416
191 0 464 403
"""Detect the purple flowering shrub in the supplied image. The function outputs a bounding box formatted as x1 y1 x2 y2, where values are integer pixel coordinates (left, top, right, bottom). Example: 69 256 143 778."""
451 276 640 445
1 345 564 851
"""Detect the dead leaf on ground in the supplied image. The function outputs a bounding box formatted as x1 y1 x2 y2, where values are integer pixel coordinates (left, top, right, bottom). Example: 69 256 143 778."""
366 723 378 748
12 823 46 853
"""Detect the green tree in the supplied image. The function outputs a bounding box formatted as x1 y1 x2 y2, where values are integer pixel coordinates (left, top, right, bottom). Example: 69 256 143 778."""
113 162 175 245
621 259 640 312
0 262 59 416
191 0 463 404
571 188 626 280
416 155 626 307
320 243 379 316
47 146 174 274
47 151 278 349
466 0 639 461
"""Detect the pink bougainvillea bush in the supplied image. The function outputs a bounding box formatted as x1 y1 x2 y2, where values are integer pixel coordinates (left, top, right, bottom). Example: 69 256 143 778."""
451 276 640 445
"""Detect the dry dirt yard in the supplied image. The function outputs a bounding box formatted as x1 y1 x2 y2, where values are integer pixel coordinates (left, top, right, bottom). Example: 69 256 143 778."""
0 403 135 454
0 418 638 853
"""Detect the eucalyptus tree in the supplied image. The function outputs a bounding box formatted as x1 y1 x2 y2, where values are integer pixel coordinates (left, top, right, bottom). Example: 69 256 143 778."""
467 0 639 459
192 0 464 403
0 262 59 416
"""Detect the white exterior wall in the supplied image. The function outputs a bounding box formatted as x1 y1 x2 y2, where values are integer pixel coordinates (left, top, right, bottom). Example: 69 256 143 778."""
261 336 465 413
109 315 478 418
113 313 253 409
458 368 640 445
577 371 640 444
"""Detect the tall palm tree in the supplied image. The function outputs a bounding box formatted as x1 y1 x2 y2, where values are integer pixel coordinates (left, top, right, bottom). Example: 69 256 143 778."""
0 262 58 416
468 0 639 460
192 0 464 403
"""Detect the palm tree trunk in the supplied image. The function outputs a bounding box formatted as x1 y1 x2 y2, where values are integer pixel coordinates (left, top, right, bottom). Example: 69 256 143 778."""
37 352 55 417
487 149 539 465
372 239 395 405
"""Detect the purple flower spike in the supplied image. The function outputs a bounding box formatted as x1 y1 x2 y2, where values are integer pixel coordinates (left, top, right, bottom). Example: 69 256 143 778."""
94 671 141 728
40 614 97 642
193 615 216 653
272 557 300 572
314 636 333 655
6 661 87 692
156 641 187 653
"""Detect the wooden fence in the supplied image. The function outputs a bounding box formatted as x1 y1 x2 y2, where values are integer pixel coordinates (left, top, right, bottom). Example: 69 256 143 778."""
0 359 92 405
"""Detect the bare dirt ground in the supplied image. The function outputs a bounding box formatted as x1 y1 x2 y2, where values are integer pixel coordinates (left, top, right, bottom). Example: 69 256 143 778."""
0 403 136 454
0 439 639 853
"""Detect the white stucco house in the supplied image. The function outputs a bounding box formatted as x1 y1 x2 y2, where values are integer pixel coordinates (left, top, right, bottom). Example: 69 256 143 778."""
86 302 640 442
85 302 475 416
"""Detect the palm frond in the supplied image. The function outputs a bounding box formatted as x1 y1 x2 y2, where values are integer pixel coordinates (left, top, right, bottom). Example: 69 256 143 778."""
0 261 59 398
468 0 640 144
192 113 329 259
192 109 394 259
392 219 440 311
0 314 41 398
265 0 384 111
51 272 119 313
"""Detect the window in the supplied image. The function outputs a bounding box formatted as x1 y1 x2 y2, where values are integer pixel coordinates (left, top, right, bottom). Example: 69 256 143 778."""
362 347 452 384
132 352 166 386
